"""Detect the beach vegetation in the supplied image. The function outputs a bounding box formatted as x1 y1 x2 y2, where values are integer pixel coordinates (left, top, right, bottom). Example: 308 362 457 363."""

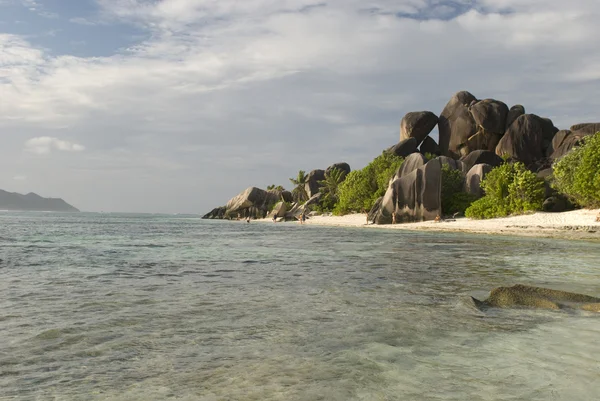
334 152 404 214
318 168 346 211
553 132 600 208
441 164 476 215
289 170 309 203
465 162 545 219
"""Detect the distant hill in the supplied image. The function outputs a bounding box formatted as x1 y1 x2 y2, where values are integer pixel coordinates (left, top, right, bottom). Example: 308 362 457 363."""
0 189 79 212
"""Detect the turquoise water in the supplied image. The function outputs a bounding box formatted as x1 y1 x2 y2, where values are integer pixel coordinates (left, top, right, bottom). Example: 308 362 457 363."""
1 212 600 400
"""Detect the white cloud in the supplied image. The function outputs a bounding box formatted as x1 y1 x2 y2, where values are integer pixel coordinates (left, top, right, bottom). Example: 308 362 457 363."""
24 137 86 155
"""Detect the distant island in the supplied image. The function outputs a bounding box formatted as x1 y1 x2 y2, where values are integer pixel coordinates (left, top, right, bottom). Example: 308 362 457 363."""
0 189 79 212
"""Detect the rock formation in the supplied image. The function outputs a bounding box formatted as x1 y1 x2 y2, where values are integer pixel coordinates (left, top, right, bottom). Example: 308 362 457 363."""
460 150 503 172
387 138 419 158
464 163 493 198
495 114 546 166
305 169 326 198
396 153 427 178
419 136 441 156
471 284 600 312
374 158 442 224
400 111 439 146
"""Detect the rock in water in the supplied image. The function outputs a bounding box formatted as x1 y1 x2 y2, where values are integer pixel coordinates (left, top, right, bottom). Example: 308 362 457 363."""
225 187 280 218
387 138 419 158
400 111 439 146
472 284 600 311
375 158 442 224
464 163 493 198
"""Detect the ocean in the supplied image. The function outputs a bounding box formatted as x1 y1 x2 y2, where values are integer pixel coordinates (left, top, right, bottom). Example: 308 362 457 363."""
1 212 600 400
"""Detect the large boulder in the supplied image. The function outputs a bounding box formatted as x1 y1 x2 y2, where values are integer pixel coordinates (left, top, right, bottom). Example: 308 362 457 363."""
495 114 546 166
464 163 493 198
400 111 439 146
325 162 351 179
368 196 383 223
202 206 226 219
387 137 419 158
437 155 467 174
570 123 600 135
540 117 559 153
506 105 525 130
225 187 281 218
549 130 591 161
460 150 503 172
374 158 442 224
304 169 326 198
419 136 441 156
396 152 428 178
438 91 478 158
268 201 288 218
542 196 567 213
281 190 293 203
471 284 600 311
546 129 572 157
470 99 509 135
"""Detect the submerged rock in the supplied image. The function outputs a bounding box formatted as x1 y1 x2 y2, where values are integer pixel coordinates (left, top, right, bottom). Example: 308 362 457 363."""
472 284 600 311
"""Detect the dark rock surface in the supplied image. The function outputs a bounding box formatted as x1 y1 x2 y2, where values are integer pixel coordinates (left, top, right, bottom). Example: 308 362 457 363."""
387 138 419 158
396 152 428 178
570 123 600 135
437 155 467 173
375 159 442 224
470 99 509 135
495 114 546 165
400 111 439 146
438 91 478 158
460 150 503 172
419 136 441 156
224 187 281 218
542 196 567 213
506 105 525 130
325 162 351 178
305 169 326 198
464 163 493 198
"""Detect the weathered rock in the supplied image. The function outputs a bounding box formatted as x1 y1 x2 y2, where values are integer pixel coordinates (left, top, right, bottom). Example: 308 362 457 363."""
368 196 383 223
540 117 559 153
495 114 546 165
437 155 467 174
400 111 439 146
570 123 600 135
464 163 493 198
202 206 226 219
543 196 567 213
506 105 525 130
387 138 419 158
419 136 441 156
546 130 572 157
225 187 281 218
470 99 509 135
396 152 428 178
281 190 293 203
304 169 326 198
268 201 288 218
438 91 478 158
472 284 600 311
460 150 503 172
374 159 442 224
549 130 591 161
326 162 351 179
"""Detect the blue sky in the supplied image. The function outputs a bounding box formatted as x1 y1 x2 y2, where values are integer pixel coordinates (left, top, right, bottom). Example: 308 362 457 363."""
1 0 599 213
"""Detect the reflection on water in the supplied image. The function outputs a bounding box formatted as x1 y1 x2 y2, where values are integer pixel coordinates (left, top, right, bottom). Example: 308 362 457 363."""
1 212 600 400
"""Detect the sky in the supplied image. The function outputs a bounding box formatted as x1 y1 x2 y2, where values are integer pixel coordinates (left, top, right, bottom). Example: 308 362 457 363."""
1 0 599 213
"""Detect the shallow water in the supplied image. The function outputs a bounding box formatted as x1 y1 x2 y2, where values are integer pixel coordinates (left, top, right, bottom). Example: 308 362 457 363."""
1 212 600 400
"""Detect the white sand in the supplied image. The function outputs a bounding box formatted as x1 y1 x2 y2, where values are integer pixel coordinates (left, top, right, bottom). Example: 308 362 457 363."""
273 209 600 241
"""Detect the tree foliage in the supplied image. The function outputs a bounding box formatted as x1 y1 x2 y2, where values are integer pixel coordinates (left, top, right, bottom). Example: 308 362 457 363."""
440 164 475 215
288 170 308 203
318 168 346 211
334 152 404 215
553 132 600 208
465 162 545 219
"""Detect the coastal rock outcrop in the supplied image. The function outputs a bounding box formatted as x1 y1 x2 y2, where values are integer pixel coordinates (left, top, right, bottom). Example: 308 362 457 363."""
400 111 439 146
471 284 600 311
202 206 227 219
460 150 503 172
387 138 419 158
439 91 479 159
495 114 546 166
570 123 600 135
464 163 493 198
419 136 441 156
305 169 326 198
506 105 525 130
548 128 592 161
396 153 428 178
542 196 568 213
224 187 282 218
437 156 467 173
374 158 442 224
326 162 351 179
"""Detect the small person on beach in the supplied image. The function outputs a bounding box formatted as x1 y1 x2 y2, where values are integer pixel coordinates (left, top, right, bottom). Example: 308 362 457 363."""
272 214 277 222
363 209 368 225
391 212 396 225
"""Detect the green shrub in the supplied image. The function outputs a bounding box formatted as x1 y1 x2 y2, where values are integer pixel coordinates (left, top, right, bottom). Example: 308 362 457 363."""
441 164 469 215
446 192 479 216
553 133 600 208
334 152 404 215
465 162 545 219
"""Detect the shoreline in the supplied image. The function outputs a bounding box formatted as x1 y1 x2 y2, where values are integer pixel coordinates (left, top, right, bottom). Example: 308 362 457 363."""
260 209 600 241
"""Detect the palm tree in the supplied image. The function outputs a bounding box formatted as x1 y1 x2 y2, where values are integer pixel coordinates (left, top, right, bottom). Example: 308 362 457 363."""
318 168 345 208
289 170 308 203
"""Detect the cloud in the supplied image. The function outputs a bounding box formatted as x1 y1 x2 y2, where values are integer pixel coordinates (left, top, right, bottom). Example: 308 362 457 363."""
69 17 98 26
13 175 27 181
24 137 86 155
1 0 599 212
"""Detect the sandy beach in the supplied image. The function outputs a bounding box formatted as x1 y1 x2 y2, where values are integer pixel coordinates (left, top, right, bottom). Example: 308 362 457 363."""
265 209 600 241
